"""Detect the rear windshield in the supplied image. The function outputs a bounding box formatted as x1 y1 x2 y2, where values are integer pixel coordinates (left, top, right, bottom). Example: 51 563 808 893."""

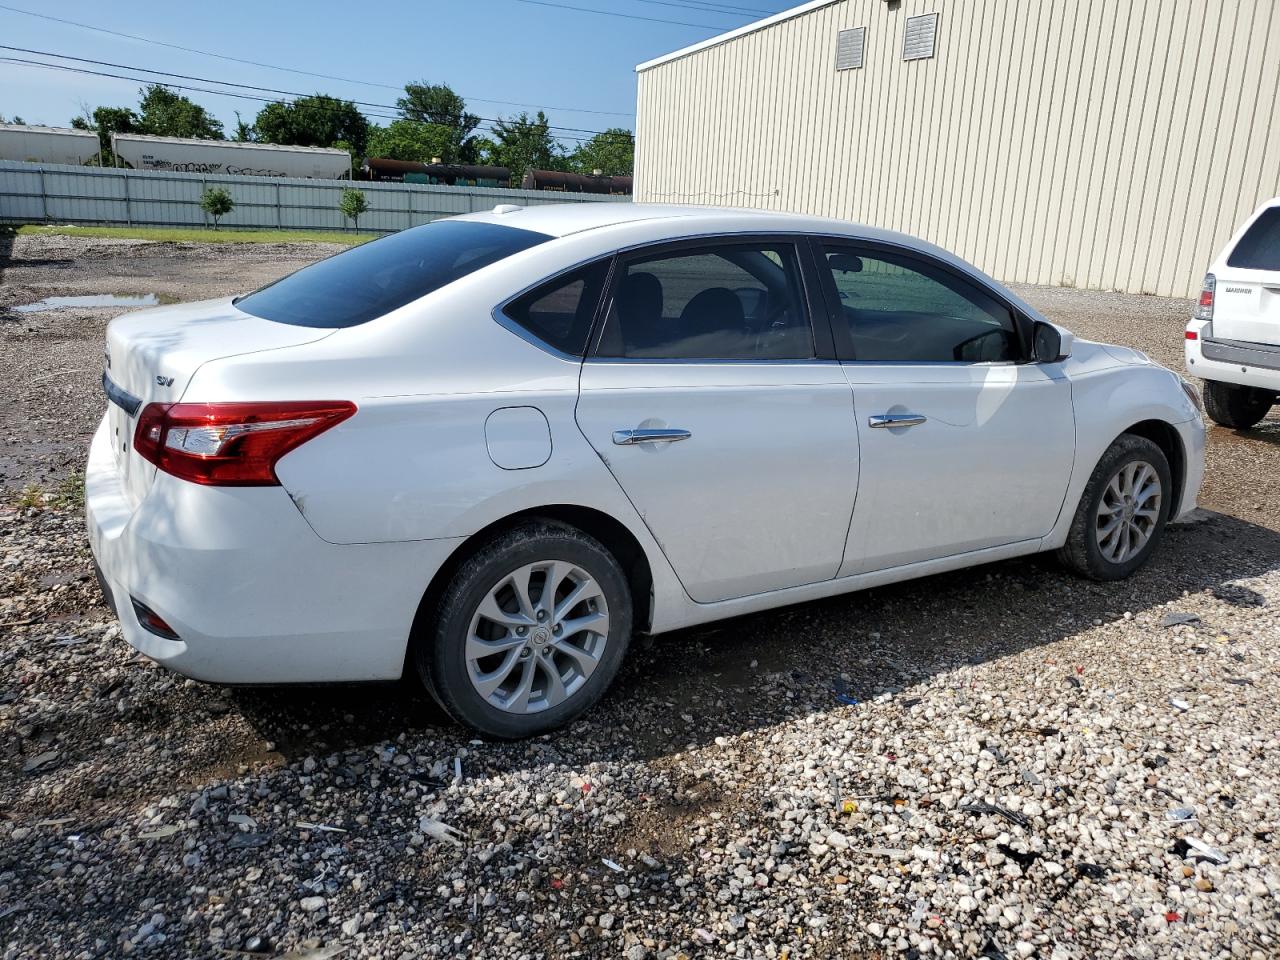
1227 206 1280 271
236 220 551 327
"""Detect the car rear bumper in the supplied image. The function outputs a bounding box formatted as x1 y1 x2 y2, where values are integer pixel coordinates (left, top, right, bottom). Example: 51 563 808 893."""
85 414 463 684
1186 322 1280 392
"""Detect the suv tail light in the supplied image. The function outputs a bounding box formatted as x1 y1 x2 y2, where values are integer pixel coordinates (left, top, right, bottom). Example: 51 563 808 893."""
1195 273 1215 321
134 401 356 486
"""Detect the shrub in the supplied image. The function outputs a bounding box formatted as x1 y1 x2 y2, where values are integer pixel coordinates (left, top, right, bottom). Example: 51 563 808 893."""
200 187 235 230
339 188 368 231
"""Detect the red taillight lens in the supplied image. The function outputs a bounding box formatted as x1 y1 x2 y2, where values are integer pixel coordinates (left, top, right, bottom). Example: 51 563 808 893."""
1194 273 1215 321
1185 330 1198 340
134 400 356 486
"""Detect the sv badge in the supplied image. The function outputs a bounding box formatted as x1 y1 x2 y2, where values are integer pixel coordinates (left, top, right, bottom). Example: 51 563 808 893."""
155 375 175 387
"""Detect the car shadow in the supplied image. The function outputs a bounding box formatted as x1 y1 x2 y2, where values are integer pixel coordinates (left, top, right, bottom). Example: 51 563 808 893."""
228 509 1280 770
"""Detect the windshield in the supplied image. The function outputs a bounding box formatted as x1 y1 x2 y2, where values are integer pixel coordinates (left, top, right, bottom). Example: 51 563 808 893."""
1227 206 1280 271
236 220 552 327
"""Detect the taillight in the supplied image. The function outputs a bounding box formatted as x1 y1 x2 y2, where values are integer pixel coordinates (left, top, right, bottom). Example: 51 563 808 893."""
1195 273 1215 320
1185 330 1198 340
134 400 355 486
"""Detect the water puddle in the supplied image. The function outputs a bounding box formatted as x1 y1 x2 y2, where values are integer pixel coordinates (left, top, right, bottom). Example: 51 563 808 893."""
13 293 160 313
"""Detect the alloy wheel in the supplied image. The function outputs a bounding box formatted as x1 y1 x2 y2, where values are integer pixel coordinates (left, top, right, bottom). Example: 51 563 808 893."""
1094 460 1162 564
464 560 610 714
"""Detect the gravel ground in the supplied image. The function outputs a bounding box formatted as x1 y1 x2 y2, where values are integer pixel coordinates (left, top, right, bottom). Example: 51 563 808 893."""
1 234 1278 960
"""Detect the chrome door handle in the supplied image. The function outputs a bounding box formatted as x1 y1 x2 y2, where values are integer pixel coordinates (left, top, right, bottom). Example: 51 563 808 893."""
612 428 692 445
868 413 927 429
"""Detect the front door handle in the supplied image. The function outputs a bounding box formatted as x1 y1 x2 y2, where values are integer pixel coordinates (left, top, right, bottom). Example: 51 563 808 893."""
612 428 692 445
868 413 927 429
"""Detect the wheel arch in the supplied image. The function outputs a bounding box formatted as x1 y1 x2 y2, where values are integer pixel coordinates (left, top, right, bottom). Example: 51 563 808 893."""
406 504 655 672
1118 418 1185 517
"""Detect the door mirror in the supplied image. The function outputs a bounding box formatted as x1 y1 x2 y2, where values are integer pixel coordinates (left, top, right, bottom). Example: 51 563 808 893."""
1032 321 1071 363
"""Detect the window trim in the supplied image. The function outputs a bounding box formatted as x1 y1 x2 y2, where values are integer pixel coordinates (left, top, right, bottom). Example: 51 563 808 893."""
586 233 833 364
493 255 617 360
810 237 1034 364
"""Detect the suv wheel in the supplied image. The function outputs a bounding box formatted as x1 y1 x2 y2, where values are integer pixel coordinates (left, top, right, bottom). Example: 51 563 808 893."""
417 521 632 738
1202 380 1274 429
1057 434 1172 581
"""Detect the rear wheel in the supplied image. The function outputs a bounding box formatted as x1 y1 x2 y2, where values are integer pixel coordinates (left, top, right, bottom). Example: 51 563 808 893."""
1057 435 1172 581
417 521 632 738
1202 380 1274 429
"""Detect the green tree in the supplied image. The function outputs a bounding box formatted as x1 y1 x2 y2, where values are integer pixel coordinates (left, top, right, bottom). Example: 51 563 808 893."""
232 112 254 142
200 186 234 229
0 114 25 124
397 82 479 161
253 95 369 156
365 120 457 163
488 111 564 182
137 85 224 139
71 106 138 161
339 187 368 231
569 127 634 177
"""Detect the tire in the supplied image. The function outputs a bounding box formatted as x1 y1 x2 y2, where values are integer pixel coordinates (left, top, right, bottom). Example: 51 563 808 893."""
1056 434 1173 581
1202 380 1274 429
416 521 632 739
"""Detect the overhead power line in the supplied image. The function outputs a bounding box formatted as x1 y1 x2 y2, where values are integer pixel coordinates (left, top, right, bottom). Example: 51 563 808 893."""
500 0 735 29
0 1 635 117
626 0 780 17
0 46 630 140
0 57 614 145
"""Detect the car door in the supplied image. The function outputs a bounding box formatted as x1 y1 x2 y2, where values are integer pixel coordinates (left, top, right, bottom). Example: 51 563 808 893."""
815 240 1075 576
574 236 859 603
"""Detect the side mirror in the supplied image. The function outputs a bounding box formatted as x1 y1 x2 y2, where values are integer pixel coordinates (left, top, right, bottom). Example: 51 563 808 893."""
1032 321 1071 363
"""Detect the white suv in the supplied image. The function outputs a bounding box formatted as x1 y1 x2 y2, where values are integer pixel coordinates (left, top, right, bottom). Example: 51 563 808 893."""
1186 197 1280 428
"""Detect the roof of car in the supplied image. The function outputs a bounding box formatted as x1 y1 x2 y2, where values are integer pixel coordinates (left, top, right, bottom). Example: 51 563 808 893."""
454 202 1051 323
453 201 876 239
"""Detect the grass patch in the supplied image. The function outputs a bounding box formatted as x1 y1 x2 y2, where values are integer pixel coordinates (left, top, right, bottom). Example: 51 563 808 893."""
10 473 86 511
14 484 44 509
14 224 377 246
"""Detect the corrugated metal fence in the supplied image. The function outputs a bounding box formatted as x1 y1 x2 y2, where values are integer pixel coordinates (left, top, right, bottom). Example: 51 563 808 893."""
0 160 625 232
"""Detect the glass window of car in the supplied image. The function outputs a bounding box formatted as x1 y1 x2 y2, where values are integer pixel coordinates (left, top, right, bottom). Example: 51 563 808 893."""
1227 206 1280 270
503 261 610 356
595 241 813 360
236 220 551 328
821 244 1020 363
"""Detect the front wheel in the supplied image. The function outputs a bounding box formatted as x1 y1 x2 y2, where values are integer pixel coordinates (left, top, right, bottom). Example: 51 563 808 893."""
1202 380 1274 429
1056 435 1172 581
417 521 632 739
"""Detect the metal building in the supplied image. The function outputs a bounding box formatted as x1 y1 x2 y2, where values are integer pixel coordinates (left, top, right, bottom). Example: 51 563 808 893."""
634 0 1280 298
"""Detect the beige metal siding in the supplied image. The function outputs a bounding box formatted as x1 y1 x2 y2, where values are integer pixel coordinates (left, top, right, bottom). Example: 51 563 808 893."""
635 0 1280 298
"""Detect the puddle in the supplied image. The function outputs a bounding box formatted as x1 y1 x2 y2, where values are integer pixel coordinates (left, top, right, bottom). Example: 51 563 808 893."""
12 294 160 313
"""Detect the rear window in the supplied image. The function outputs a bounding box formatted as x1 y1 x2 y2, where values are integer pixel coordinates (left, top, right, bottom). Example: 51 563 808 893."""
1227 206 1280 270
236 220 551 328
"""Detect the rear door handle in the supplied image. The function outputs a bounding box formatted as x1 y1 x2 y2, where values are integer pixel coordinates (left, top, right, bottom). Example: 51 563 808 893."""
612 428 692 445
868 413 927 429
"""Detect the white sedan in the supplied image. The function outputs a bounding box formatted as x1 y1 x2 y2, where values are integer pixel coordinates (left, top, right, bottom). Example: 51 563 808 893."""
87 204 1205 737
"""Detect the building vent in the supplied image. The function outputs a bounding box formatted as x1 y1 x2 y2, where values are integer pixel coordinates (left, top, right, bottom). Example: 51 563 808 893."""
835 27 866 70
903 13 938 61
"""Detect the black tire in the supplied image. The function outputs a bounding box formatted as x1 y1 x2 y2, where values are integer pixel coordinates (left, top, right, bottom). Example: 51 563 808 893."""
416 521 632 739
1202 380 1274 429
1056 434 1173 581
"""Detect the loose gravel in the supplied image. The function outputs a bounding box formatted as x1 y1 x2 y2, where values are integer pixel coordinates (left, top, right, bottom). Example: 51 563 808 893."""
2 234 1279 959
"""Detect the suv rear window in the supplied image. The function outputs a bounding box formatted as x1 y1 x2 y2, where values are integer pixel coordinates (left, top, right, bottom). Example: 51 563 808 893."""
1227 207 1280 270
236 220 551 328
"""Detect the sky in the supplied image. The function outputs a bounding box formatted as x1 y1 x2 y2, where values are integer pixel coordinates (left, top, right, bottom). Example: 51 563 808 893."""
0 0 788 147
